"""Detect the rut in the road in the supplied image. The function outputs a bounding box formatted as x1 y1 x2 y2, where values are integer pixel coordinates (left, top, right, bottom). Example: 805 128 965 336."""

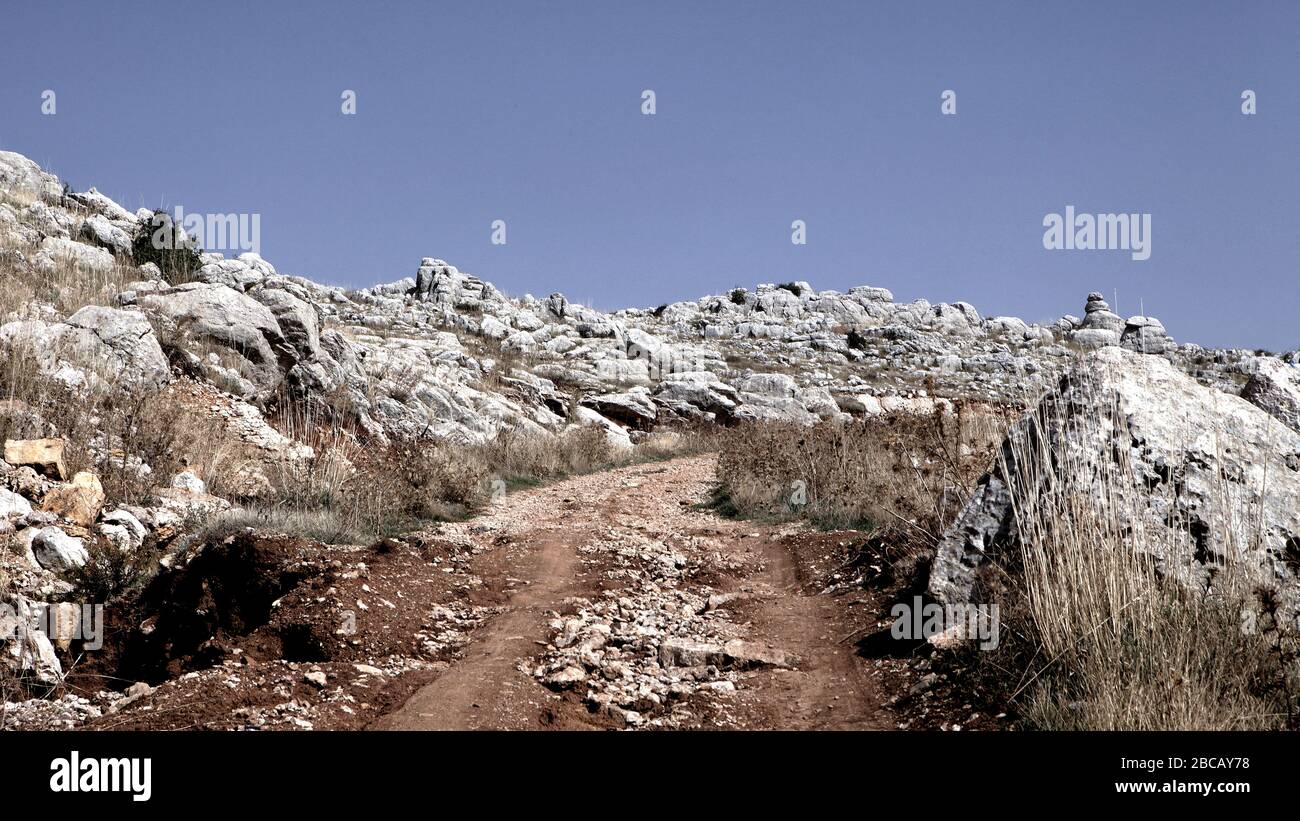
371 455 889 730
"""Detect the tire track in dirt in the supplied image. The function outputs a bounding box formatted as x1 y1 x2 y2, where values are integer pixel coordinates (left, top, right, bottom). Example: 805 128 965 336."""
370 533 580 729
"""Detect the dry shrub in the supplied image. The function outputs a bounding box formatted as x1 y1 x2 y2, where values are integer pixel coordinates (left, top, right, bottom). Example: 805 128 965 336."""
68 535 164 603
972 376 1300 730
475 424 617 484
631 426 720 462
212 425 610 546
0 361 246 506
713 405 1010 534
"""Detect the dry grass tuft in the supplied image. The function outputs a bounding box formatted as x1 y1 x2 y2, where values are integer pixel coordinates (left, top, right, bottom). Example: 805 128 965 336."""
0 236 140 320
712 406 1009 534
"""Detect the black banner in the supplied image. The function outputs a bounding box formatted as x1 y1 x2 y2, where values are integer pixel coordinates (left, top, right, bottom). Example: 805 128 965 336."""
10 731 1286 809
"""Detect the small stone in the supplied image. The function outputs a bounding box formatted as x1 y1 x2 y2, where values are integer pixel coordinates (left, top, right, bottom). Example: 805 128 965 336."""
169 471 206 495
41 471 105 527
303 671 328 688
544 665 588 689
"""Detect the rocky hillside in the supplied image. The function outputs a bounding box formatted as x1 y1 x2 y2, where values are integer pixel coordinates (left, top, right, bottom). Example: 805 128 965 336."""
4 149 1292 456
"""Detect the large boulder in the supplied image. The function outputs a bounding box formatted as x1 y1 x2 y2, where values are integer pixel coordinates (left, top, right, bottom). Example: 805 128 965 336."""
140 283 293 396
99 508 147 552
408 258 498 310
195 257 267 292
652 372 739 420
0 487 32 519
735 372 798 398
571 406 633 449
624 328 663 361
68 188 137 223
248 284 359 396
580 389 657 430
31 236 116 277
78 214 132 256
1241 357 1300 433
0 151 62 201
732 372 819 424
63 306 170 389
1120 315 1175 354
0 306 170 393
250 287 321 355
929 347 1300 626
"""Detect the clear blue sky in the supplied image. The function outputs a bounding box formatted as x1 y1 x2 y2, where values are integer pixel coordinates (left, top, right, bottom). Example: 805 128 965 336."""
1 0 1296 351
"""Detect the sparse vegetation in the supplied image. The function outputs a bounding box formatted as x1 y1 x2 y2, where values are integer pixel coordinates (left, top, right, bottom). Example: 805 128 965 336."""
131 210 203 285
68 536 164 603
712 407 1008 532
197 420 720 548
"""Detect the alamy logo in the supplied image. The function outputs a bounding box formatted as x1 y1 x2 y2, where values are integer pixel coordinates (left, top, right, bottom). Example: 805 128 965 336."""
1 602 103 650
1241 89 1256 115
1042 205 1150 261
788 479 807 508
151 207 260 255
50 751 151 802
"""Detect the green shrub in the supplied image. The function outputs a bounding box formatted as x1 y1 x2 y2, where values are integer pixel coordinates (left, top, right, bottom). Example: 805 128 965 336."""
132 210 204 284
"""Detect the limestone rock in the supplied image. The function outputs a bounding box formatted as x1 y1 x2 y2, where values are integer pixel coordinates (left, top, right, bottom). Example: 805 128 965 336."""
41 471 105 527
4 439 67 480
929 347 1300 628
1 595 62 684
140 283 292 396
1120 315 1175 354
1242 357 1300 433
0 487 32 519
31 526 89 572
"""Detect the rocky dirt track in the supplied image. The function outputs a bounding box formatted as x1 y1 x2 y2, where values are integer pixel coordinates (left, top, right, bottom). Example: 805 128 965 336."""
373 454 891 730
30 456 989 732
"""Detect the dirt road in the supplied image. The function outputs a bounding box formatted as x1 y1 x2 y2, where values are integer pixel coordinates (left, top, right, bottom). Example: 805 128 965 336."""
372 454 891 730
